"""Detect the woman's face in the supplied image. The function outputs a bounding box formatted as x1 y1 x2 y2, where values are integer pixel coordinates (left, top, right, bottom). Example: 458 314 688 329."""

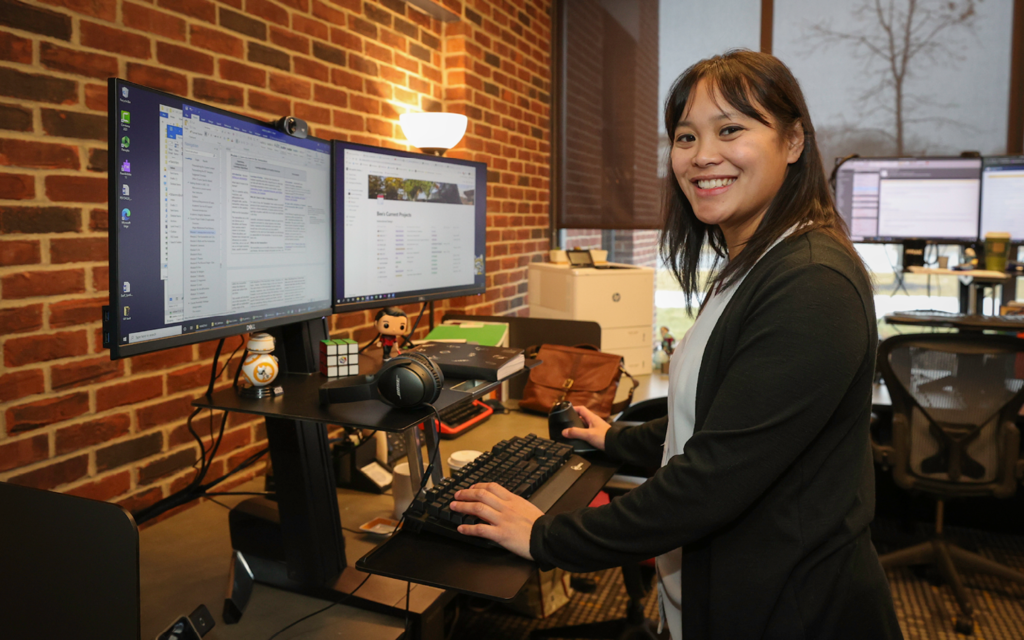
670 79 803 253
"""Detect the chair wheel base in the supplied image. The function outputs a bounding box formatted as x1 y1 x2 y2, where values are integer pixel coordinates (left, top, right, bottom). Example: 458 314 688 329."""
954 617 974 635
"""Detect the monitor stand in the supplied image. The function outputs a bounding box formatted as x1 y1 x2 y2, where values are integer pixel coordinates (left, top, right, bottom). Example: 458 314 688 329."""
223 318 422 624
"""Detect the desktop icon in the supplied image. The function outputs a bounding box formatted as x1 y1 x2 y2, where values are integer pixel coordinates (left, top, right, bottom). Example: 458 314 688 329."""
121 86 129 99
123 282 130 293
121 136 130 148
121 160 130 173
121 111 130 124
122 184 129 196
121 208 130 221
123 306 130 316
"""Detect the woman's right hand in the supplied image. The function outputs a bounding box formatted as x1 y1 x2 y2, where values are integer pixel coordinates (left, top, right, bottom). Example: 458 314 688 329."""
563 405 611 451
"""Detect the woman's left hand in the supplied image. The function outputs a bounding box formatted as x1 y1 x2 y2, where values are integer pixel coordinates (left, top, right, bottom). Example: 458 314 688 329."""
449 483 544 560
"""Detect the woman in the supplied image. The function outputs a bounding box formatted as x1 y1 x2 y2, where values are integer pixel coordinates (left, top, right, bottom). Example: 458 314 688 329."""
450 50 903 639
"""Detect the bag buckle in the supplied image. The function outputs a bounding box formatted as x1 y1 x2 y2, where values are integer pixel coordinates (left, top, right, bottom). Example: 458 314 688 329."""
557 378 574 402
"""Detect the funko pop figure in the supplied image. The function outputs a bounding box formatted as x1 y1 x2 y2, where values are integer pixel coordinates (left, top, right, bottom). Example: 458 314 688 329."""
374 307 409 360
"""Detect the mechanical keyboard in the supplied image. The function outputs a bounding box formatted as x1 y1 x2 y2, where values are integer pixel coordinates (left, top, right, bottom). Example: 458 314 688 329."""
436 398 493 438
401 433 591 547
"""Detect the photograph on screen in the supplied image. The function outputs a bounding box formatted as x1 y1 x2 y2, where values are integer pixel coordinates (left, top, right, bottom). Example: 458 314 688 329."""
367 176 475 205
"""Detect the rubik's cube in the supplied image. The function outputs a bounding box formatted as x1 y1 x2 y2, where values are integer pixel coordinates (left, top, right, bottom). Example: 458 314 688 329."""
320 339 359 377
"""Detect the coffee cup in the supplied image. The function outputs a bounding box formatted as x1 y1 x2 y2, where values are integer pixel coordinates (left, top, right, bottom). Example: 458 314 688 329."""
392 461 415 520
448 450 482 473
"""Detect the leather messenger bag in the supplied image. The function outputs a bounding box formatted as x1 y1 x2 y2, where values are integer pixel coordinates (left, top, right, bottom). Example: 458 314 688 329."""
519 344 638 419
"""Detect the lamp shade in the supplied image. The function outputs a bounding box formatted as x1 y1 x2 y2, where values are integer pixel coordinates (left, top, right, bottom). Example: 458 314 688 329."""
399 112 468 155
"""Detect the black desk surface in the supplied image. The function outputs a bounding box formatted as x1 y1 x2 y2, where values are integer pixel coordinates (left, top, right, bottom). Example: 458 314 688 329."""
884 312 1024 332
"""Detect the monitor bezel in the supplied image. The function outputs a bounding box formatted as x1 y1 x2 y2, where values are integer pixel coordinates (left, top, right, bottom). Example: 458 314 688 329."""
330 140 488 315
835 155 983 244
107 78 334 360
979 154 1024 244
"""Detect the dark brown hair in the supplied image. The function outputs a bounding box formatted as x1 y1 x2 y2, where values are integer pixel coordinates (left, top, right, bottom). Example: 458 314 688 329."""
660 49 866 310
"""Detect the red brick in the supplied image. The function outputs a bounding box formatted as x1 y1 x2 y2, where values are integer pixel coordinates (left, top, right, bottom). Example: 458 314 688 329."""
116 486 163 513
2 270 85 300
50 238 106 265
159 0 216 23
6 393 89 434
249 89 289 115
349 94 379 114
269 73 311 99
220 59 266 87
248 0 289 24
51 357 122 393
96 432 164 471
190 25 243 58
330 27 362 51
167 364 209 394
91 265 108 292
84 83 106 111
192 78 244 108
137 448 195 484
294 101 331 125
0 369 45 404
293 14 329 40
96 376 163 412
4 330 88 367
43 175 106 203
131 345 194 373
277 0 308 9
270 26 310 54
89 208 107 231
312 0 345 25
122 2 186 41
39 0 116 21
157 41 214 75
66 471 132 501
208 426 252 458
126 63 188 96
1 0 73 40
0 30 32 64
220 7 266 39
55 413 131 455
367 118 392 136
331 68 362 91
42 109 108 141
39 42 118 79
295 57 330 82
0 239 40 268
49 296 107 329
365 41 393 64
0 433 49 474
81 21 152 58
0 139 79 170
138 395 195 430
333 110 365 131
7 454 88 490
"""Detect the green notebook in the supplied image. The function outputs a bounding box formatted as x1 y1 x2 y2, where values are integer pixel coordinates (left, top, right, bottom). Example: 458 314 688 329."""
424 322 508 347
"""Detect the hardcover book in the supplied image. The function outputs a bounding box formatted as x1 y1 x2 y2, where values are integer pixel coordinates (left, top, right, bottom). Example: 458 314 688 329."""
411 342 524 381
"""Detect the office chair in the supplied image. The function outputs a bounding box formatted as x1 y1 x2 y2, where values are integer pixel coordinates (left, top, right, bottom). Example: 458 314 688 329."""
872 333 1024 634
532 398 668 640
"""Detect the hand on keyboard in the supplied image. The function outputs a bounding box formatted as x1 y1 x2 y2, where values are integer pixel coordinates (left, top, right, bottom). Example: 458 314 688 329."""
450 483 544 560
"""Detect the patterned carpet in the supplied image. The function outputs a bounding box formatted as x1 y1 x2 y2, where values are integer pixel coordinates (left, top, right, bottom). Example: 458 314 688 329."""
447 522 1024 639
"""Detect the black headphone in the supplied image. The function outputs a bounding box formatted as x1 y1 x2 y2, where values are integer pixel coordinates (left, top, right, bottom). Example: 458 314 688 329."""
319 351 444 409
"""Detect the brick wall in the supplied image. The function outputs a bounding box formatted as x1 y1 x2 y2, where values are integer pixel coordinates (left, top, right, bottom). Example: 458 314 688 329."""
0 0 551 518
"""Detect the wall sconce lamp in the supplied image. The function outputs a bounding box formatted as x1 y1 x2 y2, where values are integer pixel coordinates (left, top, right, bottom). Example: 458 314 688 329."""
398 112 468 156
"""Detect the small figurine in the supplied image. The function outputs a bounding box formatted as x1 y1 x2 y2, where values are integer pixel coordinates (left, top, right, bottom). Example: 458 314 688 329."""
660 326 676 356
241 333 279 387
320 338 359 377
374 307 409 360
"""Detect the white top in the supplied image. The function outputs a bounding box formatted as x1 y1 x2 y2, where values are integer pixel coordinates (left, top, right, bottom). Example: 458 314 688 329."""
655 230 794 639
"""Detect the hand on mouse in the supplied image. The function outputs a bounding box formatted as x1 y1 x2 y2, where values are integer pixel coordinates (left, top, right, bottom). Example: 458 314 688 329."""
563 405 610 451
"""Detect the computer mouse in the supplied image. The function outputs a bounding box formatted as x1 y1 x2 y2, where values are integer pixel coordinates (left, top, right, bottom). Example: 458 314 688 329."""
548 401 597 453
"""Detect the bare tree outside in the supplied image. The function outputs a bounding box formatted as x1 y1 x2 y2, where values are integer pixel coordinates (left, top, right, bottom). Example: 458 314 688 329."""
807 0 980 157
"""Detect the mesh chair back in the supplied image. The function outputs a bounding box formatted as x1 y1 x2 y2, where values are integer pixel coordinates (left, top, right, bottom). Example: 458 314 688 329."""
878 333 1024 496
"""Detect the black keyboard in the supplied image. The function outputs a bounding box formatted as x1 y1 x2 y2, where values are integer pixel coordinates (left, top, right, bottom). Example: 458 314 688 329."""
401 433 590 547
436 399 492 438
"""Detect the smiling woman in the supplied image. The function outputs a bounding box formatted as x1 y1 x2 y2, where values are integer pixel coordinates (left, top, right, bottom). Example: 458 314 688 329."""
452 50 904 640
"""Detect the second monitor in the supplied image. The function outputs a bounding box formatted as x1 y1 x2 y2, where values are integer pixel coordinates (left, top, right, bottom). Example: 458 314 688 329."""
332 141 487 313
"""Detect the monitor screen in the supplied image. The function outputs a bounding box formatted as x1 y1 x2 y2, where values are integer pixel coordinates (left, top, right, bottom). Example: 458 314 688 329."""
834 157 981 242
980 155 1024 243
332 141 487 312
107 80 333 359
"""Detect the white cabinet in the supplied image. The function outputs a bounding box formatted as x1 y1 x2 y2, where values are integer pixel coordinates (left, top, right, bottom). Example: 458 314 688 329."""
528 262 655 374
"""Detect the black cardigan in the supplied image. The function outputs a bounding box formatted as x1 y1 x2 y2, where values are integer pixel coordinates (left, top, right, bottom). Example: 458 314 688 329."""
530 231 903 640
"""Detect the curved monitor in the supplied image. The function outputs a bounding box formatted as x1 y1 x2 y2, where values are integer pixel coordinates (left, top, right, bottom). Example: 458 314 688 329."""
980 156 1024 243
107 79 333 359
332 141 487 313
834 156 981 243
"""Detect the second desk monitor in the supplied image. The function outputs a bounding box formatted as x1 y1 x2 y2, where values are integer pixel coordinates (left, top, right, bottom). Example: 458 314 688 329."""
980 155 1024 243
835 157 982 243
332 142 487 313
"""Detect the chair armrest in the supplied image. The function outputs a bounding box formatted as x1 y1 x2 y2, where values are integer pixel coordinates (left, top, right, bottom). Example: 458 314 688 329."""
869 411 896 470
